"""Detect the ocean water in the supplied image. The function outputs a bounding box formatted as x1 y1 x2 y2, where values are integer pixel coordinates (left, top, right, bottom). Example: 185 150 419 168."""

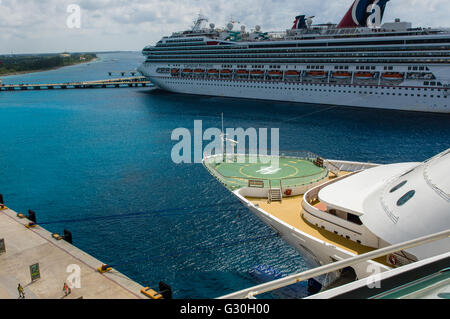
0 52 449 299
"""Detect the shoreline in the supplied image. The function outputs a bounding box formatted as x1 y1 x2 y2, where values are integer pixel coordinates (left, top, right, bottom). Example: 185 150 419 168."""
0 57 100 78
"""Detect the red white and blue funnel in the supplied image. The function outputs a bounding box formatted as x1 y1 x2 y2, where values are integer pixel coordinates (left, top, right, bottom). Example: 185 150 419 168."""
337 0 390 28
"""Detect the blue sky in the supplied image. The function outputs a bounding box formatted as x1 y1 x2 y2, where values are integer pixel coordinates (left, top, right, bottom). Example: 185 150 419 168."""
0 0 449 54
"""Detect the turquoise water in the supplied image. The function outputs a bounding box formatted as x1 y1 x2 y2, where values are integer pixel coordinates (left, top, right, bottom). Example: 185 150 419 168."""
0 52 449 298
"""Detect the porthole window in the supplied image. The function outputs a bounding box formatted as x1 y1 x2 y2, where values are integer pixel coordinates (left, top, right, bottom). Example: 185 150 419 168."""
397 190 416 207
390 181 407 193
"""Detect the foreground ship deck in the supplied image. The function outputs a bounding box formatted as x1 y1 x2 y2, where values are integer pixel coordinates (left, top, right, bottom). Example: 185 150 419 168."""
0 207 144 299
309 252 450 299
204 149 450 293
246 191 376 257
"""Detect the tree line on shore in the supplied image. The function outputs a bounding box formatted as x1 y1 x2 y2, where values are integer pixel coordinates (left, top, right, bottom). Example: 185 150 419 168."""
0 53 97 76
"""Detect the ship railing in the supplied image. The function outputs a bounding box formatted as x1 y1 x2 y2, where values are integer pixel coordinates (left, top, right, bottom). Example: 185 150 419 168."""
217 229 450 299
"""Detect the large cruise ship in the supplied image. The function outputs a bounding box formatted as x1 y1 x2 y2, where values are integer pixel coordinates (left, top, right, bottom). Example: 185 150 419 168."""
138 0 450 113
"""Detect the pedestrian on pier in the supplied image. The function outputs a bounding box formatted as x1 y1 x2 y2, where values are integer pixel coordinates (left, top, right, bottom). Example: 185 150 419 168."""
63 282 71 296
18 283 25 299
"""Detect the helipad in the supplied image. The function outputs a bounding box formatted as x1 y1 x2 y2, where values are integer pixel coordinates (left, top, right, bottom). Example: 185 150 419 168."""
204 154 329 190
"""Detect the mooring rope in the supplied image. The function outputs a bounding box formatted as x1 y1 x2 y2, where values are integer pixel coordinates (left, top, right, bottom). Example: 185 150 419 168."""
107 233 279 269
38 201 244 225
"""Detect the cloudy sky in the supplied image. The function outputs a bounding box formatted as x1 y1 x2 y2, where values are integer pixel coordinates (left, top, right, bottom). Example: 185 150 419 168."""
0 0 449 54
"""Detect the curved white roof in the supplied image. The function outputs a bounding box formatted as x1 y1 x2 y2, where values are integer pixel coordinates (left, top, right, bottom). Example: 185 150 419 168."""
319 162 419 216
320 149 450 259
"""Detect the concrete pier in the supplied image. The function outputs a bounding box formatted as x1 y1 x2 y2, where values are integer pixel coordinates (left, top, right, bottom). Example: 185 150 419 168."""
0 76 153 92
0 206 146 299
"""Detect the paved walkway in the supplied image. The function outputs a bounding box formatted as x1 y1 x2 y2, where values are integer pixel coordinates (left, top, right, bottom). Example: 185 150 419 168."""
0 207 145 299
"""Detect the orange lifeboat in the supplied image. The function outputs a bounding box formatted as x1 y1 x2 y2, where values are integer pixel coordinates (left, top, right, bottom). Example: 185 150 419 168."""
170 69 179 76
333 72 352 79
307 71 327 79
220 69 233 77
382 72 404 81
236 69 249 77
193 69 204 76
285 70 300 80
285 70 300 76
207 69 219 77
267 70 283 78
250 70 264 77
354 72 374 80
182 69 193 75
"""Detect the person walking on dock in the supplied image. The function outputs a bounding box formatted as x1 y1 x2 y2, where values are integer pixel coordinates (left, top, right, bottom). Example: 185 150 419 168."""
63 282 71 297
18 283 25 299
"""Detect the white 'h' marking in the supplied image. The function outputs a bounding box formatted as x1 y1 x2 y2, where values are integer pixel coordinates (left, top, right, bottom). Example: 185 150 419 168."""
257 166 281 175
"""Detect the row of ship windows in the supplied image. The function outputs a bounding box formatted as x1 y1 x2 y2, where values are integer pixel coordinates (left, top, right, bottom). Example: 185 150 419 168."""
153 39 450 49
160 76 445 90
147 46 450 55
165 81 447 98
147 52 450 59
170 64 429 72
147 59 449 64
307 65 378 70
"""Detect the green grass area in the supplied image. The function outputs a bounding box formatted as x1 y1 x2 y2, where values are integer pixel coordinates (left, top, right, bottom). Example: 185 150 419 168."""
205 155 328 190
0 53 97 76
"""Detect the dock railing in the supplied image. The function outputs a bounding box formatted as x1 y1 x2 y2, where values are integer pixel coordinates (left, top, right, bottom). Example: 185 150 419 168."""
217 229 450 299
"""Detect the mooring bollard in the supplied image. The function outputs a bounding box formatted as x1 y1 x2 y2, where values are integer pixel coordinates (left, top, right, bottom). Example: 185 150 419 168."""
159 282 173 300
63 229 73 244
0 194 4 205
28 210 36 223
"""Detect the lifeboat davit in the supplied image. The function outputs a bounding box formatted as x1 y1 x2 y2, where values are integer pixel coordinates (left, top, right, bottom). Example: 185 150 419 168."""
354 72 374 80
382 72 404 81
307 71 327 79
333 72 352 80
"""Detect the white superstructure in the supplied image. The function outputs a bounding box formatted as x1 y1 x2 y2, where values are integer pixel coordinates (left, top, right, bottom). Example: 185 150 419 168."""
302 149 450 266
139 1 450 113
203 149 450 289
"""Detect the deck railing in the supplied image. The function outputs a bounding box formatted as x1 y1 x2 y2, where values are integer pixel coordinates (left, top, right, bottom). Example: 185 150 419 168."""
217 229 450 299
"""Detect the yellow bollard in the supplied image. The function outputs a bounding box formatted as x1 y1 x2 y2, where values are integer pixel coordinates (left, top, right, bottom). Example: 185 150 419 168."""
141 287 163 299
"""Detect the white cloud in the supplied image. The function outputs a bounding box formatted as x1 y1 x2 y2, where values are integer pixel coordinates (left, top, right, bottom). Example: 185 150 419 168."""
0 0 449 54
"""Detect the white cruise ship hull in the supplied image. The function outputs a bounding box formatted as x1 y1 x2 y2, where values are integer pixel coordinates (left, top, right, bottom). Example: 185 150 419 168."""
139 70 449 113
